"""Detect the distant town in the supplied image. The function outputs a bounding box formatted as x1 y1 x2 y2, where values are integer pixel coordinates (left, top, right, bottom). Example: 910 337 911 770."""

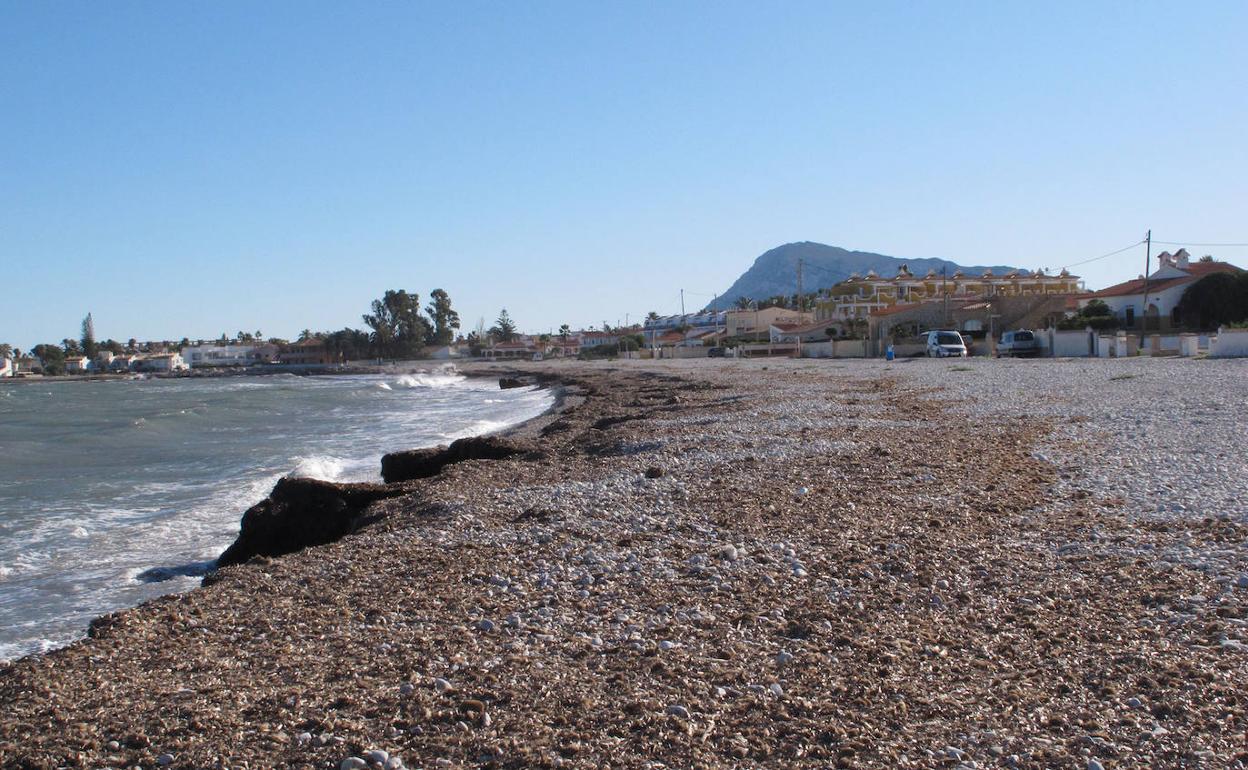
3 246 1247 379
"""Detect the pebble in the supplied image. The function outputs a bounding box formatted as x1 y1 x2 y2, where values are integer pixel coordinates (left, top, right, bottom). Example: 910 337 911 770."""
434 677 454 693
157 754 174 767
295 732 312 744
399 682 415 696
665 704 691 719
768 683 784 697
477 618 496 632
775 651 794 666
367 749 390 765
1087 761 1104 770
1236 574 1248 589
659 640 677 651
341 758 368 770
796 486 810 496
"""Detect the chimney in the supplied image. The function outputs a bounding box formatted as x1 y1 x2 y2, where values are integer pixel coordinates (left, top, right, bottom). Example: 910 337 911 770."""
1174 248 1190 269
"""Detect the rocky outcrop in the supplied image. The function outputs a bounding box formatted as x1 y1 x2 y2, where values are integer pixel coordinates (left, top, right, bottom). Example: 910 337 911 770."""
380 435 533 483
216 477 406 567
499 376 530 389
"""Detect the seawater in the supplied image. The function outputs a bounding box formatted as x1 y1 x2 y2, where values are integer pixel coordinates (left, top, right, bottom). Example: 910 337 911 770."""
0 369 552 660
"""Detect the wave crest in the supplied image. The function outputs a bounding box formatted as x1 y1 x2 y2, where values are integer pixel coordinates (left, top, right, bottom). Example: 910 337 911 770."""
289 455 347 481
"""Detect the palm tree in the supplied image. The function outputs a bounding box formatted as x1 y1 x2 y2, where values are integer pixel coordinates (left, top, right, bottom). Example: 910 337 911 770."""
734 296 752 310
558 324 571 340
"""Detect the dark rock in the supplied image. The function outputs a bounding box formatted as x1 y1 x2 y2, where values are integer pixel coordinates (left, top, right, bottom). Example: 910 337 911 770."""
216 477 406 567
381 435 532 483
644 466 665 479
499 377 529 389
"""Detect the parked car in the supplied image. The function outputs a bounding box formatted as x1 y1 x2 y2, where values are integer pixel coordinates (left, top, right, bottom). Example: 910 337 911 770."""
997 329 1039 357
707 347 726 358
925 330 968 358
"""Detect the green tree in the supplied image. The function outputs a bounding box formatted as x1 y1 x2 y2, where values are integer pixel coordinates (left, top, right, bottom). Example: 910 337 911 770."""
364 290 430 358
62 338 81 355
0 343 12 359
735 296 753 310
646 311 660 322
424 288 461 346
558 324 571 340
1176 272 1248 330
323 328 373 361
102 339 124 354
81 313 98 359
489 309 517 342
33 344 66 375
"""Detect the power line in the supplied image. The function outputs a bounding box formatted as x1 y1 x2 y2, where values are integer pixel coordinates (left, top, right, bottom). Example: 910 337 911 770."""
1153 240 1248 247
1059 239 1145 270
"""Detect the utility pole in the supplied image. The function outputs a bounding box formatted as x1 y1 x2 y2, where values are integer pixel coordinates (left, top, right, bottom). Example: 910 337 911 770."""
942 266 950 327
680 289 685 316
797 259 804 313
1139 229 1151 351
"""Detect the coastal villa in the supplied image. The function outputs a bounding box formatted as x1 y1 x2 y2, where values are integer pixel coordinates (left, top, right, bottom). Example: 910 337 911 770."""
769 319 848 344
0 355 12 378
64 355 90 374
725 308 814 338
16 356 41 375
109 355 138 372
579 331 621 349
135 353 188 373
481 339 539 359
1082 250 1243 331
643 312 726 346
816 265 1083 321
182 343 279 368
278 338 333 366
547 337 581 357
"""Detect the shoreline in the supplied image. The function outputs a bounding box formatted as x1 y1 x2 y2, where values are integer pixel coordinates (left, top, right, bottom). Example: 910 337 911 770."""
0 366 560 664
1 360 1244 768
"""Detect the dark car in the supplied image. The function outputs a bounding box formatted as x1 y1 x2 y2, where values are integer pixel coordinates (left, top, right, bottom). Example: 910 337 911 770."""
707 347 726 358
997 329 1039 357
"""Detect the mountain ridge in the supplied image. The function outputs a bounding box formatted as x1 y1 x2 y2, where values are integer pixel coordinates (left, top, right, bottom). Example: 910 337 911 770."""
707 241 1025 309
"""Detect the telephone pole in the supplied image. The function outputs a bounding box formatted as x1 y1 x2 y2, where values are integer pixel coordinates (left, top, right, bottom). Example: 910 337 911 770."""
942 266 950 327
680 289 685 316
1139 230 1151 350
796 259 804 312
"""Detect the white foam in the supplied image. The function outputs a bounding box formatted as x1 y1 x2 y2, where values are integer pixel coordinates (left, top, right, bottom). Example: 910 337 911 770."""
289 455 347 481
376 382 393 390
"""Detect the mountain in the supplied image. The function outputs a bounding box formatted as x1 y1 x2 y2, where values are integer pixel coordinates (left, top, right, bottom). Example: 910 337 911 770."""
707 241 1025 309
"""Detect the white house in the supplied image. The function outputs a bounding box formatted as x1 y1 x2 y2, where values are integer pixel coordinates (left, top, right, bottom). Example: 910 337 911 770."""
135 353 188 373
726 308 815 338
64 355 91 374
181 344 276 368
1085 250 1244 331
0 356 12 378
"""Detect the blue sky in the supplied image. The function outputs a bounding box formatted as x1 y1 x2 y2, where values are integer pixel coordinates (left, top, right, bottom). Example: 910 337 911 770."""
3 1 1246 349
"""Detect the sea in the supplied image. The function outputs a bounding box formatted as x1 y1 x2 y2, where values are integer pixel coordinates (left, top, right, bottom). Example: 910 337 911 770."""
0 368 553 661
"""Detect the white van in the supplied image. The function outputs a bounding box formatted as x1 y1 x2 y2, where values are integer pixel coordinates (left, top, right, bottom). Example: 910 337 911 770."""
925 330 968 358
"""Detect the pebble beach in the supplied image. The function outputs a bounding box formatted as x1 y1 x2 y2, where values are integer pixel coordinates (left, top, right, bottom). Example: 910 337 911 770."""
1 358 1246 769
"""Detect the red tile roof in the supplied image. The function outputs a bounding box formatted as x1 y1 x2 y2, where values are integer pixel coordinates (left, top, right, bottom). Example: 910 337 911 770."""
1090 261 1242 298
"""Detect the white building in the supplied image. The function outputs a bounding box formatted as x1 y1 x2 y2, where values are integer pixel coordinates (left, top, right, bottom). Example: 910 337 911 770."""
726 307 814 337
1085 250 1244 331
0 356 12 378
64 355 91 374
135 353 188 373
181 344 275 368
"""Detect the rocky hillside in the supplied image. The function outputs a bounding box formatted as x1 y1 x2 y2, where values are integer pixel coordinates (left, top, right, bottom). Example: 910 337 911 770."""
709 241 1024 308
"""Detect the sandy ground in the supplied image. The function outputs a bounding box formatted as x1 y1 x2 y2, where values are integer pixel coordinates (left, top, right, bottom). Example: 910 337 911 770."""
1 358 1245 770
